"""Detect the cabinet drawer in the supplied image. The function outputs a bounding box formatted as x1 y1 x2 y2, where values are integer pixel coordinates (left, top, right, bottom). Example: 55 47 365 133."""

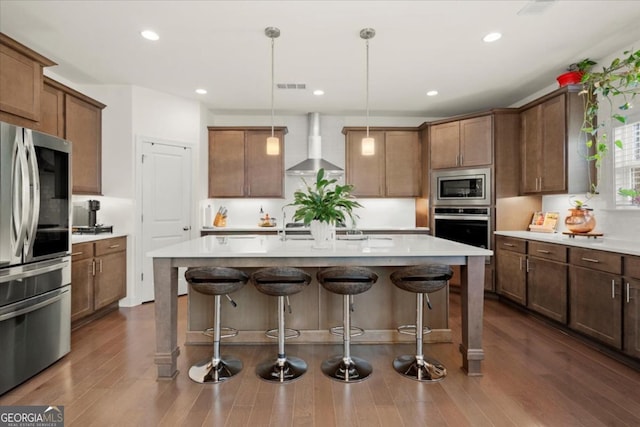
95 237 126 256
625 255 640 280
569 248 622 274
71 242 93 261
529 241 567 262
496 236 526 254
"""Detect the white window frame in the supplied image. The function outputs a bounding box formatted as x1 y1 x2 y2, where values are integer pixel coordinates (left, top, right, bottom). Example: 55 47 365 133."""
613 113 640 207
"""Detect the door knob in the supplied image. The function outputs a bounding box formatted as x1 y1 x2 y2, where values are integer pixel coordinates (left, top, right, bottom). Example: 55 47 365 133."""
183 226 191 231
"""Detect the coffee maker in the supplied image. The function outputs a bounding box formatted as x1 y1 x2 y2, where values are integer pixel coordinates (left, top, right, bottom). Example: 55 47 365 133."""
88 199 100 227
72 199 113 234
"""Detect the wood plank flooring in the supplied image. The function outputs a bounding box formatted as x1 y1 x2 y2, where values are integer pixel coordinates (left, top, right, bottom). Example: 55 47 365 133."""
1 294 639 426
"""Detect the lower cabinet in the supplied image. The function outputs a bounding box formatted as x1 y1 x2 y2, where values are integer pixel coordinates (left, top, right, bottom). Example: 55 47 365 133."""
495 236 527 305
624 256 640 358
569 265 622 349
527 241 568 323
495 235 640 363
71 236 126 327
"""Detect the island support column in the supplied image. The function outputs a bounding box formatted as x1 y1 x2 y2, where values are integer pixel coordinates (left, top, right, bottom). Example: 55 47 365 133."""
153 258 180 379
459 255 485 375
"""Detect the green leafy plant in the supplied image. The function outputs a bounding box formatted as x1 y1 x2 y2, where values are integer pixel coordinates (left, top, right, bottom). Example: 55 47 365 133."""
288 168 362 225
618 187 640 206
576 50 640 192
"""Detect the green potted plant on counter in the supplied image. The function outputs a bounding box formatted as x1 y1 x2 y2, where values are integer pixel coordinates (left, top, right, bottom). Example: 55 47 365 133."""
288 168 362 248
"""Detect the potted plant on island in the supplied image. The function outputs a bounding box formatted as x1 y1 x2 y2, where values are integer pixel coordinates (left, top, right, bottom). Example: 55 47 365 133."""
288 168 362 248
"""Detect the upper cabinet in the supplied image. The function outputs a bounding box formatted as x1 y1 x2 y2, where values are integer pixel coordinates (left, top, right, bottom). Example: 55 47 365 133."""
44 77 106 195
430 115 492 169
343 128 421 197
208 127 286 198
0 33 56 126
520 86 591 195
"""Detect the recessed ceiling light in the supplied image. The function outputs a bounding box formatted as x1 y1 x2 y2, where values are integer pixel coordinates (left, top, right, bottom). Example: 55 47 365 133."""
313 89 325 96
426 90 438 97
195 88 207 95
141 30 159 41
483 32 502 43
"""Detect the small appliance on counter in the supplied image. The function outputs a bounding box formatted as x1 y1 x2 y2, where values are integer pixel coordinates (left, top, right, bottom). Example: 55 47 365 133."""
72 199 113 234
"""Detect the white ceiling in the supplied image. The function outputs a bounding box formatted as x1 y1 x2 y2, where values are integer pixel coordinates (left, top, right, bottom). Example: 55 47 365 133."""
2 0 640 118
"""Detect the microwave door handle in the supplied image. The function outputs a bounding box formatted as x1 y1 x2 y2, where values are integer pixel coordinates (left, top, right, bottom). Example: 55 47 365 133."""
23 129 40 256
10 129 30 257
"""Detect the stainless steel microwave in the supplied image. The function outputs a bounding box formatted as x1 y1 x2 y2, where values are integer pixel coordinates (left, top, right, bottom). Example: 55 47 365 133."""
431 167 492 206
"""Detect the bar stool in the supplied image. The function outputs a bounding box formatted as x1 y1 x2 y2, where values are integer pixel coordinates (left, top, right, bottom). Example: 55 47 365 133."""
251 267 312 383
317 266 378 382
390 264 453 382
184 267 249 383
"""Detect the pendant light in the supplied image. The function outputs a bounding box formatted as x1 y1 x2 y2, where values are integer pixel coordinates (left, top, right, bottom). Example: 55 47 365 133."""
360 28 375 156
265 27 280 156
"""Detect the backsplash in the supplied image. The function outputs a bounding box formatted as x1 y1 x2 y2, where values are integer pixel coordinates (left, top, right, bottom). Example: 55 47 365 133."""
201 198 417 229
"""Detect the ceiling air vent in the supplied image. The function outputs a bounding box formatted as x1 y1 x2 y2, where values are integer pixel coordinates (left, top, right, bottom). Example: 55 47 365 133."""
276 83 306 90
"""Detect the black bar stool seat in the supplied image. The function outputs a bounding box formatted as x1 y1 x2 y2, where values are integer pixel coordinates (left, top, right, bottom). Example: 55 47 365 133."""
185 267 248 384
317 266 378 383
252 267 312 383
390 264 453 382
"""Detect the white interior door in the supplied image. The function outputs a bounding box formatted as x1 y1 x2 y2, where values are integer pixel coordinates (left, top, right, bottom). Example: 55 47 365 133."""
140 141 192 303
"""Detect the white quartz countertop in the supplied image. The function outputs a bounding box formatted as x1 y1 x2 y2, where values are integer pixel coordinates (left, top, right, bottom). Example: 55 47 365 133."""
148 234 491 259
495 231 640 256
72 232 127 244
201 226 430 232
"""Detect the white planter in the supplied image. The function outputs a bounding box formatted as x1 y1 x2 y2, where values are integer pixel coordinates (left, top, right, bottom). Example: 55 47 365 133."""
309 220 335 249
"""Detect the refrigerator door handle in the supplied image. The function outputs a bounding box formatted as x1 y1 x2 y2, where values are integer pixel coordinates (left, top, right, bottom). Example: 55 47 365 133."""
10 128 30 257
23 129 40 256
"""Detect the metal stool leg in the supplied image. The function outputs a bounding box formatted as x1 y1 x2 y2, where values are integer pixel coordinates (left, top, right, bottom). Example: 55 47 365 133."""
189 295 243 383
393 293 446 382
256 296 307 383
321 294 372 382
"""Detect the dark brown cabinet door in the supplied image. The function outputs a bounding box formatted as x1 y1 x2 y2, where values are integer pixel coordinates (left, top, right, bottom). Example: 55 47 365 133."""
430 121 459 169
71 256 94 322
94 251 127 310
346 130 385 197
496 249 526 305
540 94 566 192
208 130 246 197
521 105 541 193
459 116 492 167
0 41 42 122
527 257 568 323
385 130 420 197
66 94 103 194
623 277 640 358
39 82 64 137
569 266 622 349
246 130 284 197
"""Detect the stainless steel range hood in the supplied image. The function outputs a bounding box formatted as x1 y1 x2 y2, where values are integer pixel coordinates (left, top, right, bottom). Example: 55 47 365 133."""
286 112 343 176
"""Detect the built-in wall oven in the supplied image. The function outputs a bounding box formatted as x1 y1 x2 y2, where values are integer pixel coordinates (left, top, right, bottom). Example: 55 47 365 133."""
433 207 491 251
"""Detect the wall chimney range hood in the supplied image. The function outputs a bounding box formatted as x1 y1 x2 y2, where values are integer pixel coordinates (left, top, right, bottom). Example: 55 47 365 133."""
286 112 343 176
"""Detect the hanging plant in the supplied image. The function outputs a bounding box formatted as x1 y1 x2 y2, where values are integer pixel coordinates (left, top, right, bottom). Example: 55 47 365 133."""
576 49 640 193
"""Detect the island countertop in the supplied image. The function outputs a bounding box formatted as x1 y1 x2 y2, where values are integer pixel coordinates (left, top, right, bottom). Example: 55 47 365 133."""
149 234 491 379
149 233 492 261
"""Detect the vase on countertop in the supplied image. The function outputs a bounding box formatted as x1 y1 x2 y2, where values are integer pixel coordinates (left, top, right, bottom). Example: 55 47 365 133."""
564 208 596 233
309 220 335 249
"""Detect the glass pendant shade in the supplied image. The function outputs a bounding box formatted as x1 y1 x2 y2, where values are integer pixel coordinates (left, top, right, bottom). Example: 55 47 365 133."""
266 136 280 155
361 136 375 156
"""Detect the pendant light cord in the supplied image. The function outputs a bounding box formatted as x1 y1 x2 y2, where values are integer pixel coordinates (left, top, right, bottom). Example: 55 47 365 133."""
271 36 275 138
365 38 370 138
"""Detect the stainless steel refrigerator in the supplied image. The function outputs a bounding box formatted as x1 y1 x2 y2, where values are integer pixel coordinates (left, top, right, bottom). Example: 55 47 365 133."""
0 121 72 395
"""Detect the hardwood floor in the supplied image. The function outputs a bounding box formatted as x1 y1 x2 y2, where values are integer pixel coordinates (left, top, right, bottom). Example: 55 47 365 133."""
1 294 639 426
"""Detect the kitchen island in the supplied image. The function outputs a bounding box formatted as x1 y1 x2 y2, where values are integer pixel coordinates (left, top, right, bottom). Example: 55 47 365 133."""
149 234 492 378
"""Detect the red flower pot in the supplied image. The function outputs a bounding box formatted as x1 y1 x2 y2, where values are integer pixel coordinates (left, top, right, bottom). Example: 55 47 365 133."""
557 71 584 87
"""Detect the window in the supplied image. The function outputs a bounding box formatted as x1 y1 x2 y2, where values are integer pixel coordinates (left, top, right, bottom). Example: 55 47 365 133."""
614 119 640 206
